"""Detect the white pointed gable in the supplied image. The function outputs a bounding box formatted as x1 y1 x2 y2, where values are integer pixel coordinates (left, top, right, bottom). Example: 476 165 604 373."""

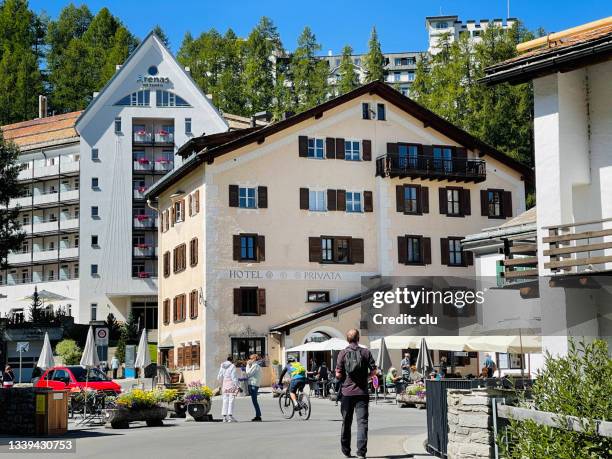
76 32 227 134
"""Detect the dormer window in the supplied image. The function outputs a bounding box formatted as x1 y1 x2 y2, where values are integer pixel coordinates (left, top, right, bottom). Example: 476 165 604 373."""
114 90 150 106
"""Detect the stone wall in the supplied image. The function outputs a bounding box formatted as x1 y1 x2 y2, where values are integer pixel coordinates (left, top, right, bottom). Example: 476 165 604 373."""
447 389 495 459
0 387 38 435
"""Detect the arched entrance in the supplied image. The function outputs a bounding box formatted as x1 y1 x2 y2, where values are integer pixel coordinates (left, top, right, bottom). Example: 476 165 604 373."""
302 327 344 372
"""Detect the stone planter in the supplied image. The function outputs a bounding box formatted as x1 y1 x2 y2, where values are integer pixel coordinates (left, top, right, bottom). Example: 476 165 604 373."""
186 400 212 421
397 393 427 409
159 401 186 418
103 406 168 429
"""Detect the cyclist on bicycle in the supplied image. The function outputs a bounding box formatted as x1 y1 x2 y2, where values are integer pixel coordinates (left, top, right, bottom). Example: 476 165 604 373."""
277 356 306 409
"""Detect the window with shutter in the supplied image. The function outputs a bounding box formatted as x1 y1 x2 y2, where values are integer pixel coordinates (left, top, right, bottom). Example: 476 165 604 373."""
234 287 258 315
327 189 337 211
168 349 174 369
163 251 170 277
309 237 322 262
173 244 186 273
177 346 184 367
362 139 372 161
364 191 373 212
351 238 364 263
446 187 462 216
483 189 505 218
229 184 239 207
190 238 198 266
440 238 449 266
257 289 266 315
300 188 310 210
171 206 175 226
192 344 200 368
325 138 336 159
190 290 198 319
337 190 346 211
257 235 265 261
298 136 308 157
163 299 170 325
188 195 193 217
335 138 345 160
184 345 192 367
195 190 200 213
447 237 464 266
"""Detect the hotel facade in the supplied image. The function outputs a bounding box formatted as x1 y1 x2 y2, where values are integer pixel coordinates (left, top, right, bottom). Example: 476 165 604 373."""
147 81 530 384
0 33 228 333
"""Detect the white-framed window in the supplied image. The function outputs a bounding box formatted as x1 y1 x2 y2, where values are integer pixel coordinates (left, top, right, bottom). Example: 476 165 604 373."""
156 90 190 107
174 201 184 222
321 238 333 262
346 192 362 212
239 187 257 209
408 71 415 81
345 141 360 161
91 303 97 321
436 22 448 29
394 71 401 82
308 190 326 212
307 138 324 159
448 239 463 266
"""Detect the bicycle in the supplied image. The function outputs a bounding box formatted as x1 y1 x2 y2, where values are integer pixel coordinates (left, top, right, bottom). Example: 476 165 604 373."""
278 383 311 420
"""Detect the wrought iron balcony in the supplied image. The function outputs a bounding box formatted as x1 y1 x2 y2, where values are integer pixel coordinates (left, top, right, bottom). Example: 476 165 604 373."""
376 154 486 183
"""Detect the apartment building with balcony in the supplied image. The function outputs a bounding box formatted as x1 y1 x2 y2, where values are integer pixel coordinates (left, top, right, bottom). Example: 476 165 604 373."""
323 51 423 96
472 17 612 356
426 15 518 55
0 32 228 333
146 81 530 384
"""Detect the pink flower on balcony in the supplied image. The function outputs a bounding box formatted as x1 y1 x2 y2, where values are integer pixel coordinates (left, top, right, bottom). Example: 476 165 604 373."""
135 214 149 221
137 158 150 164
155 158 170 164
137 186 147 193
135 130 147 136
138 272 150 278
136 243 149 249
157 129 169 135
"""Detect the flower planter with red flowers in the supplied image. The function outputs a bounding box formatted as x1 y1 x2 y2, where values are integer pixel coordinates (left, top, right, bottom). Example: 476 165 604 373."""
155 130 173 143
135 214 149 221
137 272 150 279
133 131 151 143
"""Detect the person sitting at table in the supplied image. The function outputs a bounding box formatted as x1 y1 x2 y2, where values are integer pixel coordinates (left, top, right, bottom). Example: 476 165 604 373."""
385 367 405 394
479 367 489 379
408 365 423 383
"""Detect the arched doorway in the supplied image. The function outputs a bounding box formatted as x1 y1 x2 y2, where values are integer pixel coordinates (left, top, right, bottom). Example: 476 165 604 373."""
301 327 344 372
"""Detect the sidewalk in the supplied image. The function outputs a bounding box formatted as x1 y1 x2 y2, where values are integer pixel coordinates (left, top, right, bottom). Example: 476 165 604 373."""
403 433 434 458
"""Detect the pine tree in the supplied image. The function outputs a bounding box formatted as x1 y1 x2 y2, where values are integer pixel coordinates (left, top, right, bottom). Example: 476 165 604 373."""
0 0 44 124
243 17 282 115
290 27 329 112
364 26 385 83
29 286 43 322
0 131 25 269
215 29 247 115
152 24 169 47
337 45 359 95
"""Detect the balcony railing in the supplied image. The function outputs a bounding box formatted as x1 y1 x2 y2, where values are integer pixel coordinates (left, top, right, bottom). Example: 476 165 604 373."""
17 160 80 181
133 188 148 199
133 215 157 228
133 245 155 257
1 273 79 286
500 242 539 283
543 217 612 275
376 154 486 183
133 158 174 173
133 132 174 145
133 159 154 171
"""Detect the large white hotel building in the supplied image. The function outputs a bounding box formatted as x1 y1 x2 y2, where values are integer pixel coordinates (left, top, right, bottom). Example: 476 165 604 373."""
0 33 228 333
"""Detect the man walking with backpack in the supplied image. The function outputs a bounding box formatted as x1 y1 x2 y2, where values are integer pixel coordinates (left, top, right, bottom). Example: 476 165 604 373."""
336 329 377 459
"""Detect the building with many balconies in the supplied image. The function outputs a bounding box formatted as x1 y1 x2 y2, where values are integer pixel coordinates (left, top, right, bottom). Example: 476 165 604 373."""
0 32 228 336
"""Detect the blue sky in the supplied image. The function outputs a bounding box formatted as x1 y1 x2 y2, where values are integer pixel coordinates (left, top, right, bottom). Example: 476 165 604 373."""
32 0 611 54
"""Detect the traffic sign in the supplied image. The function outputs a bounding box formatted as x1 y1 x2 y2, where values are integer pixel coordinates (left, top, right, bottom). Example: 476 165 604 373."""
95 327 109 346
16 341 29 353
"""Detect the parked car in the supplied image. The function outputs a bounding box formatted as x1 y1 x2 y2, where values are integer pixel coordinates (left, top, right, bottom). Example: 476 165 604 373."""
35 366 121 394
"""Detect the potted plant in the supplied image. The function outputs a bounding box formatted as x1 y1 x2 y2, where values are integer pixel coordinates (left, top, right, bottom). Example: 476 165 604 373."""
154 388 186 418
397 382 427 408
183 381 213 421
103 389 168 428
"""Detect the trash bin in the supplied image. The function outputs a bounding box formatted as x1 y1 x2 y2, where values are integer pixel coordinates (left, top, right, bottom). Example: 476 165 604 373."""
35 389 69 435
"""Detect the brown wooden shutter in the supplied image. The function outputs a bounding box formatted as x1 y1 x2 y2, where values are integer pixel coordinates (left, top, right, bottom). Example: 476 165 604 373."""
257 289 266 315
335 138 345 160
387 143 398 154
397 236 407 264
327 189 337 211
258 186 268 208
364 191 373 212
362 140 372 161
177 347 184 367
299 188 309 209
461 189 471 216
396 185 405 213
171 206 175 226
233 288 241 314
257 235 265 261
193 344 200 368
195 190 200 213
233 235 241 260
309 237 322 262
337 190 346 211
351 238 364 263
188 195 193 217
180 200 185 219
422 145 433 157
298 136 308 157
420 186 429 214
229 184 239 207
184 345 192 366
325 137 336 159
422 237 432 265
440 238 449 266
455 147 467 159
173 297 177 321
503 191 513 217
465 249 474 266
439 187 447 214
480 190 489 216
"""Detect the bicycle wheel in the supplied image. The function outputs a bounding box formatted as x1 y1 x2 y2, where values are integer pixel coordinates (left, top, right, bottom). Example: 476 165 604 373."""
297 392 311 420
279 392 295 419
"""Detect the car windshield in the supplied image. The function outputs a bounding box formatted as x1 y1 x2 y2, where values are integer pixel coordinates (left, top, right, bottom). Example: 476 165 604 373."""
69 366 109 382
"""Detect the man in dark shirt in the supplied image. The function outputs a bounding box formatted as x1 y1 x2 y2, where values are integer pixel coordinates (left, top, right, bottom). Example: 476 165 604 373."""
335 329 377 459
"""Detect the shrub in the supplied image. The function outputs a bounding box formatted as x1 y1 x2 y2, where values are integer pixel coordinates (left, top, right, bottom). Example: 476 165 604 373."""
55 339 81 365
501 339 612 459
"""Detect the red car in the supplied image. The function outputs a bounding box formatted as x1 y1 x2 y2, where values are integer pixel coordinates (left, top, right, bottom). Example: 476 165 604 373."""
35 366 121 395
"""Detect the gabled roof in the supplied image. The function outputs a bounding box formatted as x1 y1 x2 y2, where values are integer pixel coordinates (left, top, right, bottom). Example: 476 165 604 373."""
76 31 227 133
147 80 532 200
482 17 612 85
1 111 82 150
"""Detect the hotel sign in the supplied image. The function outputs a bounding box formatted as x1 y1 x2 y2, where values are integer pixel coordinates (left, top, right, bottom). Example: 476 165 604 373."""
137 65 170 88
227 269 344 281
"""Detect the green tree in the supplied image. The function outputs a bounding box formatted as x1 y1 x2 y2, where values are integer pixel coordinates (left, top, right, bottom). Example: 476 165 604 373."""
364 26 384 83
55 339 81 365
502 340 612 458
215 29 246 115
337 45 359 95
151 24 169 47
0 131 25 269
28 286 43 322
271 71 292 121
0 0 44 124
290 27 328 113
412 23 535 167
243 17 281 115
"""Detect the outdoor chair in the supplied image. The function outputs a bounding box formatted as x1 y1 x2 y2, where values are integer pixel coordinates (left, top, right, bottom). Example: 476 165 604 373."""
75 391 107 426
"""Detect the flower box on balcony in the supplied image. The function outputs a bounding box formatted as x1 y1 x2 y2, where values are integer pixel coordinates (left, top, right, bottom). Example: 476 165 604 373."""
155 158 170 164
137 272 151 279
137 187 147 193
136 243 150 249
137 158 150 165
135 214 150 221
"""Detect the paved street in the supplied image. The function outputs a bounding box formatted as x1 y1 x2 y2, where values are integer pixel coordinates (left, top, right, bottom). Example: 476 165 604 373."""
1 391 431 459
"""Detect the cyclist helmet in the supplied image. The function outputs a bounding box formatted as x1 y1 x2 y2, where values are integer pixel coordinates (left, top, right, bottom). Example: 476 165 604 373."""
287 355 296 363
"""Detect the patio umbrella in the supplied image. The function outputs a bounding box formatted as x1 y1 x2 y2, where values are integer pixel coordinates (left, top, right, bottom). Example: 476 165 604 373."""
79 326 100 420
20 288 73 302
375 337 391 374
134 329 151 385
37 332 55 369
416 338 434 376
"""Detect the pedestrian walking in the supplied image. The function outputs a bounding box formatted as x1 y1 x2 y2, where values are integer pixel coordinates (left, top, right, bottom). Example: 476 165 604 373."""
111 355 120 379
2 365 15 388
316 361 329 397
245 354 262 421
335 329 377 459
217 355 239 422
483 353 497 378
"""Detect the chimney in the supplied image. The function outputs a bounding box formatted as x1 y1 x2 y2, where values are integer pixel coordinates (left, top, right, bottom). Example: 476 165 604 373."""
184 66 191 74
38 95 47 118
